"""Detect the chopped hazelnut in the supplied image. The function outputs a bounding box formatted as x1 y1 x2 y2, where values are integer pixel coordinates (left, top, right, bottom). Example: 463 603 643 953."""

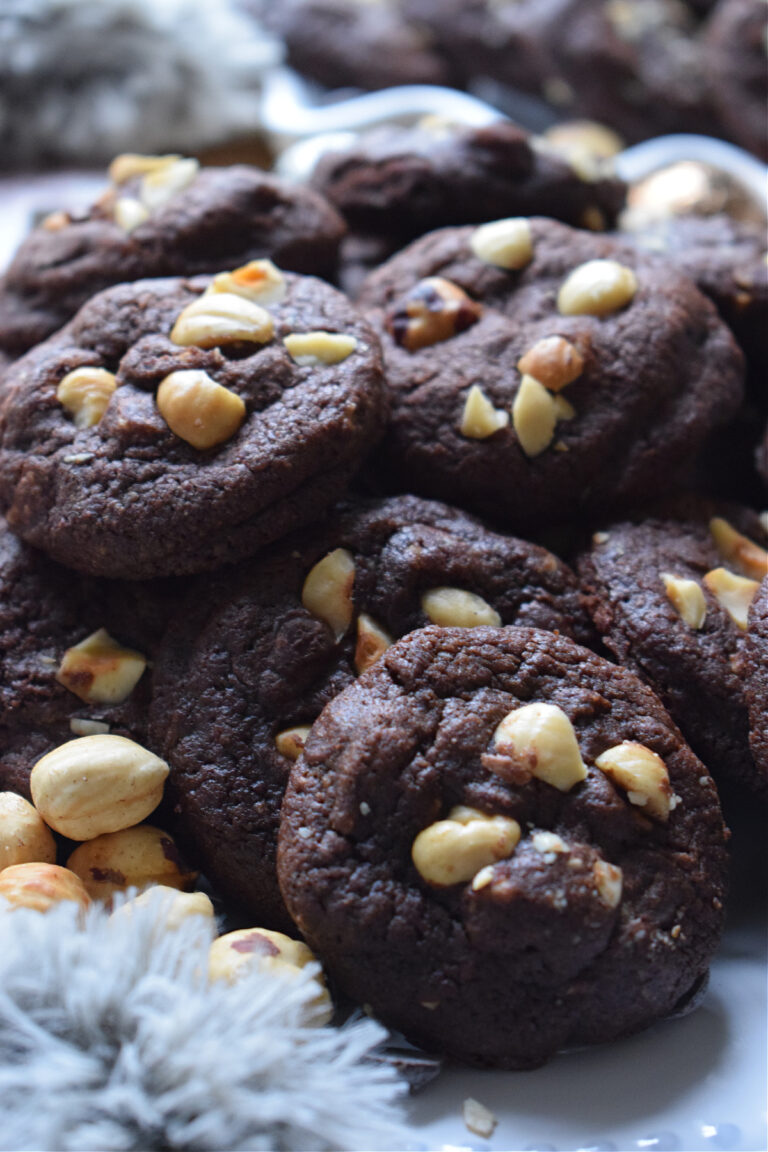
386 277 481 352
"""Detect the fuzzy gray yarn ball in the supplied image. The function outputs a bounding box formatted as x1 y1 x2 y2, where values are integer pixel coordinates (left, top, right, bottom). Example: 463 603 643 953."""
0 897 411 1151
0 0 282 166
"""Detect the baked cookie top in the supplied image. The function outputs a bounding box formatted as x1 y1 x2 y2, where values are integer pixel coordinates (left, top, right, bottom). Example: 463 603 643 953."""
578 501 768 796
0 263 386 578
358 217 744 531
0 155 346 360
740 576 768 780
278 624 727 1067
149 494 593 930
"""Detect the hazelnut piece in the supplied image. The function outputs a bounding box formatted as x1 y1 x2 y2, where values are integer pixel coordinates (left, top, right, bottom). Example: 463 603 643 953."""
113 197 150 233
275 725 312 762
702 567 759 630
0 863 90 914
354 613 392 674
469 218 533 270
67 824 196 901
709 517 768 581
491 703 588 792
30 734 169 841
421 587 501 628
170 293 274 348
209 928 332 1025
512 374 558 457
56 627 147 704
156 370 246 451
459 384 509 439
593 860 623 908
108 152 182 185
301 548 356 640
386 277 481 352
56 367 118 429
112 886 215 930
209 259 287 306
0 792 56 870
594 741 674 820
661 573 707 630
283 331 358 366
412 805 521 887
517 336 585 392
557 259 638 316
139 157 199 211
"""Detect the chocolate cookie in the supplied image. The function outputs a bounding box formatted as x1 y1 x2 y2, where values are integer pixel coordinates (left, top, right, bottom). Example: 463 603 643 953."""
0 155 346 362
578 502 768 795
358 218 743 532
703 0 768 160
0 519 177 799
0 265 386 578
149 495 593 929
740 576 768 778
278 624 728 1067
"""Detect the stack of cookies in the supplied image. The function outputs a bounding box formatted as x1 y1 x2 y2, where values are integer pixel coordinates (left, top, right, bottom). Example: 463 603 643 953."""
0 130 764 1070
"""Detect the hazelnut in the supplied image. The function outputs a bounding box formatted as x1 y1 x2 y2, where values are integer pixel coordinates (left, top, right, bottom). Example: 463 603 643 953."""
557 260 638 317
491 702 588 792
67 824 196 901
516 336 585 392
594 741 674 820
170 293 274 349
0 792 56 870
709 517 768 581
274 725 312 761
0 863 90 914
70 719 110 737
702 567 759 630
469 218 533 270
301 548 356 640
56 367 118 429
411 805 520 887
41 210 71 232
209 928 332 1025
530 830 569 856
111 885 214 931
30 734 169 841
56 627 147 704
512 374 558 457
553 394 576 421
139 157 199 212
354 613 392 674
463 1098 498 1140
108 152 182 185
283 331 358 366
593 860 623 908
459 384 509 439
543 120 623 165
421 587 501 628
661 573 707 629
113 197 150 233
386 277 482 352
209 259 287 306
156 370 246 451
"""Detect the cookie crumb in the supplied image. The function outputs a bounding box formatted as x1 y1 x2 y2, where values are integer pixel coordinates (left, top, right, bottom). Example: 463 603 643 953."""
463 1097 497 1139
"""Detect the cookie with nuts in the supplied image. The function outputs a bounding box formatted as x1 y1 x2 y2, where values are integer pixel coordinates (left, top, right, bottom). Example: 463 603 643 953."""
358 217 743 533
702 0 768 161
0 156 346 364
578 500 768 797
278 623 728 1067
0 266 386 578
738 576 768 782
149 494 594 930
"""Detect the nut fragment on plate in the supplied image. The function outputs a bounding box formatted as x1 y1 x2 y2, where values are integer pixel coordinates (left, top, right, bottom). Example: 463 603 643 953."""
412 806 521 886
283 331 358 366
170 292 274 348
558 259 638 316
0 793 56 870
703 567 759 630
0 863 90 913
517 335 585 392
512 374 559 457
208 259 287 305
209 927 333 1024
421 587 501 628
470 217 533 270
463 1097 498 1139
459 384 509 439
156 370 247 451
301 548 356 640
56 367 117 429
491 702 588 792
67 824 196 901
56 627 147 704
594 741 674 820
709 517 768 581
275 725 312 761
30 734 169 841
354 613 392 674
661 572 707 629
386 277 482 351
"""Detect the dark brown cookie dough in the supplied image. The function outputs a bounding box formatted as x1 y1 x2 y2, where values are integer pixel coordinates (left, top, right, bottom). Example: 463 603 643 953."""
0 268 386 579
703 0 768 160
278 624 728 1067
149 495 593 930
0 518 178 799
0 158 346 362
358 218 744 533
578 501 768 796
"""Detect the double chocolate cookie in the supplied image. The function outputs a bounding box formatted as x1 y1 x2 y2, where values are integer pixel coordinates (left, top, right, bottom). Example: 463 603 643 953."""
0 155 346 363
358 217 744 532
278 624 728 1067
740 577 768 780
578 502 768 796
149 495 593 929
0 263 386 578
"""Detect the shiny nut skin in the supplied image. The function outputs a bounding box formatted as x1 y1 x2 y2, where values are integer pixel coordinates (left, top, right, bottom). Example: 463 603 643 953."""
67 824 197 901
30 734 169 841
0 793 56 870
0 863 91 913
386 277 482 352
